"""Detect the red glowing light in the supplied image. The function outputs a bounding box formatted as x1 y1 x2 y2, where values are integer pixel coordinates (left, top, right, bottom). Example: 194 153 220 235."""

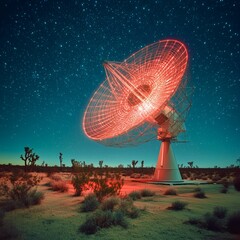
83 39 188 143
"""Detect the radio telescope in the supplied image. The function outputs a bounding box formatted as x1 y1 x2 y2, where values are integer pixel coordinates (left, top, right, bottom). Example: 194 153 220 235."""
83 39 192 182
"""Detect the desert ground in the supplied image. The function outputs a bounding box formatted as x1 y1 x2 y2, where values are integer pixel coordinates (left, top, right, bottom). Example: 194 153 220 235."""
1 172 240 240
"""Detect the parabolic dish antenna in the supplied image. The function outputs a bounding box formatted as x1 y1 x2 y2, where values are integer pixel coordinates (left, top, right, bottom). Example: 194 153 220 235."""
83 39 192 182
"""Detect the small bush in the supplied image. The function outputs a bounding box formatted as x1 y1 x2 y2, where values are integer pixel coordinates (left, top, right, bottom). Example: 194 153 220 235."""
128 191 141 200
164 188 177 195
89 172 124 202
50 175 62 181
50 180 68 192
203 213 224 232
119 198 140 219
101 197 119 211
227 211 240 234
185 217 202 226
94 210 114 228
0 171 43 208
233 176 240 191
169 201 188 211
81 194 99 212
213 207 227 219
113 210 128 228
140 189 155 197
194 190 206 198
126 206 140 218
24 189 44 207
79 217 97 235
72 172 90 196
80 209 128 235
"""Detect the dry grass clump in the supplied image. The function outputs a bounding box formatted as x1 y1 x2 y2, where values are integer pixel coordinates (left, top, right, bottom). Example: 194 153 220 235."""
101 197 119 211
185 206 240 234
0 170 44 209
81 194 99 212
49 180 68 192
164 188 177 195
227 211 240 234
140 189 155 197
79 209 128 235
193 188 206 198
168 201 188 211
79 196 141 235
71 172 91 196
128 191 142 200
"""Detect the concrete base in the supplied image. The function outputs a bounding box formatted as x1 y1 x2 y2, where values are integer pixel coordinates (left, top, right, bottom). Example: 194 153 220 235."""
147 180 210 185
131 179 210 185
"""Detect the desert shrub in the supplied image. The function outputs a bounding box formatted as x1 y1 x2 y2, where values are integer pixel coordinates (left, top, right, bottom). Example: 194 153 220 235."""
79 216 97 235
72 172 90 196
101 197 119 211
193 189 206 198
227 211 240 234
94 210 114 228
128 191 141 200
127 206 140 218
202 213 224 232
164 188 177 195
81 194 99 212
185 216 202 226
49 180 68 192
113 210 128 228
80 209 128 235
169 201 188 211
89 172 124 202
140 189 155 197
213 206 227 219
50 175 62 181
0 170 43 208
119 198 140 219
233 176 240 191
24 189 44 207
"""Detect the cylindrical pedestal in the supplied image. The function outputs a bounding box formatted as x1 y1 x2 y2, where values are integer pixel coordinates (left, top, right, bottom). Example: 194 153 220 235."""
152 140 182 182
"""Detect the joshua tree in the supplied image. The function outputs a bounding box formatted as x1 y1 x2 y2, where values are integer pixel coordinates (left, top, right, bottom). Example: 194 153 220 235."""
141 160 144 168
59 152 63 167
20 147 39 171
187 161 193 168
132 160 138 168
99 160 103 168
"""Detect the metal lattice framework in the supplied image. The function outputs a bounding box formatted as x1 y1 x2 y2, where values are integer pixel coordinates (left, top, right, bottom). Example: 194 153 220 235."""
83 39 191 147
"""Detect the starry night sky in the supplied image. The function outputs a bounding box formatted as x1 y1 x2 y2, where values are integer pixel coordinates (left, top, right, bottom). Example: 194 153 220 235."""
0 0 239 168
